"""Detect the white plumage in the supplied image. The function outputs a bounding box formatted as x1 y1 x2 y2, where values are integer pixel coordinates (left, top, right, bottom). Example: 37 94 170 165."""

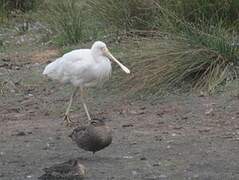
43 49 111 87
43 41 130 125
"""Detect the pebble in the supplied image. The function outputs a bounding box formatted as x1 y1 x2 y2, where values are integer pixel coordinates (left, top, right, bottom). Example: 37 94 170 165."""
140 157 147 160
153 162 161 166
122 124 134 128
26 175 32 178
158 174 167 178
123 155 133 159
15 131 26 136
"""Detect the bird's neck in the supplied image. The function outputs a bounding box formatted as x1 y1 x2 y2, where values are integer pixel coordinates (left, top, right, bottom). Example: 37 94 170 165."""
91 49 102 62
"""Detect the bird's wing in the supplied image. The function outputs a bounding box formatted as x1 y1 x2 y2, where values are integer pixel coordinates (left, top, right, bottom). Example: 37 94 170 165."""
74 126 87 134
61 50 95 84
43 49 95 84
62 49 88 60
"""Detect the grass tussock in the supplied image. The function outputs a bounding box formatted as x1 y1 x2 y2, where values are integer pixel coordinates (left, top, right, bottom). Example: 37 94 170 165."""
125 29 238 95
87 0 160 31
124 5 239 94
1 0 39 12
0 0 40 23
160 0 239 26
40 0 86 45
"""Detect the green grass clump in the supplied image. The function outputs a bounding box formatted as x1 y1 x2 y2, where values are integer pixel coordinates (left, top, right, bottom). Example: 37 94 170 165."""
160 0 239 27
0 0 40 23
123 3 238 94
122 34 238 95
1 0 39 12
124 23 238 94
40 0 86 46
87 0 160 32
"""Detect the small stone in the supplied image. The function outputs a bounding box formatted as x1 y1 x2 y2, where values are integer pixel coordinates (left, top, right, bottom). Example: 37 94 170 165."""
15 131 26 136
129 110 137 114
198 91 205 97
175 125 183 129
198 128 211 133
26 175 32 178
122 124 134 128
157 112 164 117
193 174 199 178
181 116 188 120
123 155 133 159
56 136 61 140
158 174 167 178
234 137 239 141
153 162 161 167
2 58 10 62
138 112 145 115
205 108 214 116
154 136 162 141
140 157 147 160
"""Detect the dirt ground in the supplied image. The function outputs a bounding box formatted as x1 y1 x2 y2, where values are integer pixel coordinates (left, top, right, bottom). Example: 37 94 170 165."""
1 58 239 180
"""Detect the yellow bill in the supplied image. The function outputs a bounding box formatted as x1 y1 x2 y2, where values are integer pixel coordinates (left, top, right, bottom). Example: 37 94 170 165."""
104 48 130 74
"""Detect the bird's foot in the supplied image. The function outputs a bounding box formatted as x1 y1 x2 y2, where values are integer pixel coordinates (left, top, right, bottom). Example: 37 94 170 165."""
63 114 74 127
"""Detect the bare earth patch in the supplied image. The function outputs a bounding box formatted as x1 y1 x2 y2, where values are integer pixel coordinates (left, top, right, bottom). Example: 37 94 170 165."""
30 49 59 63
0 60 239 180
1 48 59 64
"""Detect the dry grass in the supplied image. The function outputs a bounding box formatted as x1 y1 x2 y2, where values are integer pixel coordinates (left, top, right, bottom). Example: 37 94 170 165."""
116 32 238 95
86 0 160 31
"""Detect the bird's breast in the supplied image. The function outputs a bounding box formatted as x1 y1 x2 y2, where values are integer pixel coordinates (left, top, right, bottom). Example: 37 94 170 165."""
92 59 112 85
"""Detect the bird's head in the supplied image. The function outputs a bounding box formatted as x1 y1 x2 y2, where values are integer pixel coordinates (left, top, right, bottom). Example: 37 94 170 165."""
91 41 130 74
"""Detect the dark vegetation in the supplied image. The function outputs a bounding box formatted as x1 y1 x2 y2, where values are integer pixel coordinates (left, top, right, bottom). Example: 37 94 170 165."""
0 0 238 94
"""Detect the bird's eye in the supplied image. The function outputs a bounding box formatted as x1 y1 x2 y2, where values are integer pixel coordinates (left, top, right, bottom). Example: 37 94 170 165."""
101 47 107 52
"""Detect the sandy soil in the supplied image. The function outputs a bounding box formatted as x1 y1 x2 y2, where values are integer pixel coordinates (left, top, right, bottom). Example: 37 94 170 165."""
1 58 239 180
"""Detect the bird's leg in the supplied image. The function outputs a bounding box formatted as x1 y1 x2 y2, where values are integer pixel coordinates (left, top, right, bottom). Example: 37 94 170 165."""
80 87 92 122
64 87 79 126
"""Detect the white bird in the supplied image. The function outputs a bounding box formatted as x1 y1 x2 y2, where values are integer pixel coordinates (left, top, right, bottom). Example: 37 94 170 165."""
43 41 130 126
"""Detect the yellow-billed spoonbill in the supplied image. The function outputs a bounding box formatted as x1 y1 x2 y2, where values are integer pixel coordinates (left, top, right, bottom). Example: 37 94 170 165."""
43 41 130 125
